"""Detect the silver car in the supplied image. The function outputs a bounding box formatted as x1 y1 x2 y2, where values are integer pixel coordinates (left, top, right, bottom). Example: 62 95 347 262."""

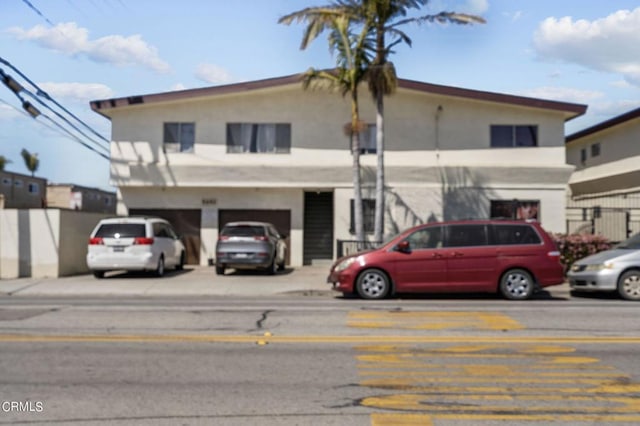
215 221 287 275
87 216 186 278
567 233 640 301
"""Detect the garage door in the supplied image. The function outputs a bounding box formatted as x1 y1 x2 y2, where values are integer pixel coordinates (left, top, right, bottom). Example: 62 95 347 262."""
130 209 201 265
219 209 291 265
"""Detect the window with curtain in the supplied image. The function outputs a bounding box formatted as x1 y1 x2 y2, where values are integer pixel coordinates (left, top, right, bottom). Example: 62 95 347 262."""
226 123 291 153
163 122 195 153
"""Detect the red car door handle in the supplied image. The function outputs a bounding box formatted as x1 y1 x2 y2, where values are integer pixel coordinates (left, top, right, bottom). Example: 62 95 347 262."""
432 253 443 258
451 252 464 257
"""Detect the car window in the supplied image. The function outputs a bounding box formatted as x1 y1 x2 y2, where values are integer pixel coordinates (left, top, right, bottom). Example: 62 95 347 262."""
95 223 146 238
615 232 640 249
221 225 266 237
405 226 443 249
166 225 178 239
493 224 541 245
445 225 488 247
153 223 169 238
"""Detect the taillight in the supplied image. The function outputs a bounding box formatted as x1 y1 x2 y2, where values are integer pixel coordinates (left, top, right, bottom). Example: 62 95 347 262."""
254 236 268 241
89 237 104 245
219 236 230 241
134 237 154 245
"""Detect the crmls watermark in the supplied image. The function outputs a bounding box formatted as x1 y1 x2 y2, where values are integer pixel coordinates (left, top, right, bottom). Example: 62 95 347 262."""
1 401 44 413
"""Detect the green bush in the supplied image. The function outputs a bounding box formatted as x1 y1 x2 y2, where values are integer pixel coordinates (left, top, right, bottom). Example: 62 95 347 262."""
550 233 613 273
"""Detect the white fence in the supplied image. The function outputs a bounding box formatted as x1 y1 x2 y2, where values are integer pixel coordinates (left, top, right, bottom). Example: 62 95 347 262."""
0 209 111 279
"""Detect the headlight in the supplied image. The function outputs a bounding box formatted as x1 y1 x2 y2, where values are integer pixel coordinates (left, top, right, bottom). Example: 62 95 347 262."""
585 263 614 271
334 257 357 272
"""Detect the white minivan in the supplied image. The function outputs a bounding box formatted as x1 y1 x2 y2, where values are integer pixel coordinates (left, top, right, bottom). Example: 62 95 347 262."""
87 217 186 278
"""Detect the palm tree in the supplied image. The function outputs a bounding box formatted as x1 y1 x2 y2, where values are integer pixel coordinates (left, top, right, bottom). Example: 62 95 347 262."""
20 148 39 176
282 1 485 243
280 8 373 241
0 155 10 171
365 0 485 242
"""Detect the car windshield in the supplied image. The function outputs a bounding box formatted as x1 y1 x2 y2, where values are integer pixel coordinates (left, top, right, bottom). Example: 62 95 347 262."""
95 224 146 238
221 225 265 237
614 233 640 249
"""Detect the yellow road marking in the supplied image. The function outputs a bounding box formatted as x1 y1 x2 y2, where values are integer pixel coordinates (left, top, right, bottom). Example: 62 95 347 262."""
371 413 434 425
348 311 524 331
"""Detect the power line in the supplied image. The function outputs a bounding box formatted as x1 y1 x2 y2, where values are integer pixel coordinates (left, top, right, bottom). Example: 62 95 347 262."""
19 0 55 26
0 57 110 144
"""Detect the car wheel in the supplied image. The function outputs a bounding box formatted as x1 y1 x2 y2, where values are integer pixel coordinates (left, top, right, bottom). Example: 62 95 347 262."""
500 269 534 300
356 269 390 300
93 271 105 279
266 256 277 275
215 265 225 275
155 255 165 277
176 252 185 271
617 270 640 301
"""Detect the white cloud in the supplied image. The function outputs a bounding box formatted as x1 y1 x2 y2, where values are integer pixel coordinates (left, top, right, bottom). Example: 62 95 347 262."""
7 22 170 73
533 8 640 86
37 82 114 103
463 0 489 15
195 63 234 85
518 86 603 105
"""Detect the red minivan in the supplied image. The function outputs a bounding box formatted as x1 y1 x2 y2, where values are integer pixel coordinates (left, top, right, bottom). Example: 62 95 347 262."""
327 219 564 300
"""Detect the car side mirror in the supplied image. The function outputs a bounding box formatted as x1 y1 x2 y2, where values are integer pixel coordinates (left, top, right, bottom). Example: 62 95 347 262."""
396 240 410 253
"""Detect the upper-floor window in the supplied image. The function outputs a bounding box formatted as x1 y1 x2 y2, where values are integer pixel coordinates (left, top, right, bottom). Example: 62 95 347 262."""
2 177 11 186
490 200 539 220
360 124 377 154
226 123 291 153
490 125 538 148
14 179 23 188
163 122 195 153
27 183 39 194
591 143 601 157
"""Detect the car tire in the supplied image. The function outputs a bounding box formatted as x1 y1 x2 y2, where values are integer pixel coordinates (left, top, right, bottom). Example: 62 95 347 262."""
356 269 391 300
266 256 277 275
93 271 105 279
155 255 165 277
215 265 225 275
500 269 534 300
176 252 185 271
617 270 640 301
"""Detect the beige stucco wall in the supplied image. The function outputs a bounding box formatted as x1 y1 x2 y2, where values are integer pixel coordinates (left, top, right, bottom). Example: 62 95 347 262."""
0 209 110 279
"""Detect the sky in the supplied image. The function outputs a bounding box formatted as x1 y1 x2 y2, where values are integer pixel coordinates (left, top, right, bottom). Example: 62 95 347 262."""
1 0 639 191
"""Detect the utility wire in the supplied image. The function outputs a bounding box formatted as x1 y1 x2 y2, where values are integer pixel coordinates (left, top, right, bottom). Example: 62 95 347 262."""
0 57 110 144
20 0 55 26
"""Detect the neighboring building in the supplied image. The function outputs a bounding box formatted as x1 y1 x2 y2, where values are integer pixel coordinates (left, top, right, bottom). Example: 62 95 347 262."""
0 170 46 209
566 106 640 241
90 73 586 266
47 183 116 214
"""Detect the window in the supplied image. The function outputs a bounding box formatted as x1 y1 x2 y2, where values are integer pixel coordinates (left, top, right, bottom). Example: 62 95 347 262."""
2 177 11 186
591 143 601 157
490 200 540 220
27 183 39 194
493 224 541 245
445 225 488 247
163 122 195 153
14 179 23 188
490 125 538 147
580 148 587 164
226 123 291 153
405 226 443 249
359 124 377 154
350 198 375 234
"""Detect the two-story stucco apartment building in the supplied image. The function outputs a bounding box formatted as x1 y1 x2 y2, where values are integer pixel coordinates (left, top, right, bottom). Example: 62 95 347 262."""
90 73 586 266
566 106 640 241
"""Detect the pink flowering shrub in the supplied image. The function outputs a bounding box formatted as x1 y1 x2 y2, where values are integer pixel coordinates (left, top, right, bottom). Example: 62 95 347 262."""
550 233 613 273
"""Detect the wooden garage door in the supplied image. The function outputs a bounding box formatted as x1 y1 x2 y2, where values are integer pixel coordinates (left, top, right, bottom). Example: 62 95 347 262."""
130 209 201 265
219 209 291 265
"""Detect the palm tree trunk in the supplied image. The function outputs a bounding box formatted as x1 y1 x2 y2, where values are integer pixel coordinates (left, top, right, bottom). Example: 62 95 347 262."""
374 91 385 242
351 92 364 241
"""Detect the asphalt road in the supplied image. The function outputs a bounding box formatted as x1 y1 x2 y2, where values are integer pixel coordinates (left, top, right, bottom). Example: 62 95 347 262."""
0 295 639 425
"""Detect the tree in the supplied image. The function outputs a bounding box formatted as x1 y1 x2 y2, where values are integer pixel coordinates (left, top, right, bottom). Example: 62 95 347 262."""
280 7 373 241
20 148 39 176
282 1 485 242
0 155 10 171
